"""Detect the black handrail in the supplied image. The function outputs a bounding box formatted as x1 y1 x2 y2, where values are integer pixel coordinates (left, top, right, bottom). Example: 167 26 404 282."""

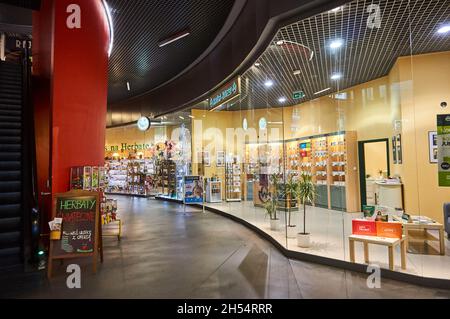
20 47 40 270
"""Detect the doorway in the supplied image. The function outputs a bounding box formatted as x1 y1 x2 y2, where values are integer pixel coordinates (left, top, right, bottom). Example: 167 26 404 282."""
358 139 390 208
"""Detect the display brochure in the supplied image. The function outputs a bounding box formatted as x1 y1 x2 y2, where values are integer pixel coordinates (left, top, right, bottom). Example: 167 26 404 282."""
437 114 450 186
183 176 204 204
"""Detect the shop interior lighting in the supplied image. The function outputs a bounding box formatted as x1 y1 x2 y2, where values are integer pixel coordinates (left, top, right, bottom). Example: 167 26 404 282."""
314 87 331 95
102 0 114 57
264 79 274 87
278 97 287 103
330 39 344 49
330 73 342 80
329 6 343 13
179 116 185 120
126 81 130 91
254 62 261 67
188 115 195 118
437 25 450 34
293 70 301 75
158 29 191 47
276 40 285 45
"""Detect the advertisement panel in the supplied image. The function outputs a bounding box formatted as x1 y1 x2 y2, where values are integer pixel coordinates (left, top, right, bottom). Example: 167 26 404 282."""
437 114 450 186
183 176 204 204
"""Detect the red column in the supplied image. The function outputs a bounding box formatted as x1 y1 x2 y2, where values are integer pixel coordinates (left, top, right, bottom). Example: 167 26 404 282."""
33 0 110 220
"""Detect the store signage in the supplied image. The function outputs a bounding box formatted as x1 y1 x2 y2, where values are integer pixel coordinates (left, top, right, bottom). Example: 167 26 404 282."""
209 77 241 110
105 143 152 152
293 90 305 99
47 190 100 278
5 36 32 51
437 114 450 186
137 116 151 131
183 176 204 204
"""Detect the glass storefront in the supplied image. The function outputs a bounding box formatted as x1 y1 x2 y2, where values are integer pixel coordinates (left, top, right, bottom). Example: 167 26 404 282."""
107 0 450 281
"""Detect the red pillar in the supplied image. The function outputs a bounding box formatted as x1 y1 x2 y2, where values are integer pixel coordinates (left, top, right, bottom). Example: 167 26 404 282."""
33 0 110 221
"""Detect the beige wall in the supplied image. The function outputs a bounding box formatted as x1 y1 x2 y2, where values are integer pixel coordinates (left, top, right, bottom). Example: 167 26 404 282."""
364 142 388 178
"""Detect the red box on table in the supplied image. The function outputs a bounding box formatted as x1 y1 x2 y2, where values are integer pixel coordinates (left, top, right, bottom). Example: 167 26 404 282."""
352 219 377 236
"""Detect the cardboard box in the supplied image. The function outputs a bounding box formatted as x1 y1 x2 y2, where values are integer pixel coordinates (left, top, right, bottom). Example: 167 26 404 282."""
376 221 403 239
352 219 377 236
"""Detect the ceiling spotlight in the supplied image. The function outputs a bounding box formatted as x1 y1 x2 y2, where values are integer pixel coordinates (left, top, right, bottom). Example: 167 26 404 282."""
254 62 261 67
330 73 342 80
330 39 344 49
437 25 450 34
293 70 301 75
276 40 285 45
329 6 342 13
179 116 185 120
314 88 331 95
158 29 191 47
264 80 274 87
278 97 287 103
188 115 195 119
126 81 130 91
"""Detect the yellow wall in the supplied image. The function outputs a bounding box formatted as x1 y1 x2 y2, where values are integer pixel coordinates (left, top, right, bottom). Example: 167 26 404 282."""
364 142 388 178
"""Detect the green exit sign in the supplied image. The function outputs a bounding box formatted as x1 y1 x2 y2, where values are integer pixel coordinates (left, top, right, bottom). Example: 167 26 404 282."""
293 91 305 99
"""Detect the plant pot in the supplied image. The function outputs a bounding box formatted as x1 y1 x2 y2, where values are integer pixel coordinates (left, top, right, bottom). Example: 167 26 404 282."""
269 218 280 231
287 225 297 238
297 233 310 248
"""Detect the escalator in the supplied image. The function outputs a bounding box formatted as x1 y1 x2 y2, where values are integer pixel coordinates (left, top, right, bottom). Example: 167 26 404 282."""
0 52 39 270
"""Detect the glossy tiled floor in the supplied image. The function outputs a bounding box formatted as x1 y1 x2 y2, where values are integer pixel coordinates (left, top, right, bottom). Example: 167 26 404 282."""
1 197 449 298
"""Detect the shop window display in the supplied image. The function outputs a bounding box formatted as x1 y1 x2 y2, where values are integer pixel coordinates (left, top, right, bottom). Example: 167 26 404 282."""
161 0 450 281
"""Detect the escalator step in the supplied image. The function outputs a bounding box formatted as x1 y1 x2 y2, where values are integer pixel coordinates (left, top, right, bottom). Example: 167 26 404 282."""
0 144 21 152
0 152 21 161
0 98 21 106
0 136 21 144
0 171 21 181
0 181 21 192
0 129 21 136
0 231 21 249
0 121 21 128
0 104 22 111
0 192 21 204
0 217 21 232
0 204 21 217
0 115 20 122
0 161 21 171
0 93 21 101
0 114 22 120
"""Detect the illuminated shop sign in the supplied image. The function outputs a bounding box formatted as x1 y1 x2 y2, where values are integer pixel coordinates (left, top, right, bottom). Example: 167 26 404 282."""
209 77 241 111
105 143 152 152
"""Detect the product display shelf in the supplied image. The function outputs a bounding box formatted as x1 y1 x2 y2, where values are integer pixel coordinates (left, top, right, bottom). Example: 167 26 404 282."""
311 136 329 208
225 158 242 202
327 131 359 212
157 160 177 197
298 139 312 178
286 140 300 176
206 178 222 203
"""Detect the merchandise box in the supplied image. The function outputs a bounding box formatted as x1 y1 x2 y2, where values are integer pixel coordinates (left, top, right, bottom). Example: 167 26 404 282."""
352 219 377 236
376 221 403 239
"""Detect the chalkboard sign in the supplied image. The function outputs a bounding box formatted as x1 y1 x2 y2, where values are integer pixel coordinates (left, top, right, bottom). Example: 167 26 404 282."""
47 190 101 278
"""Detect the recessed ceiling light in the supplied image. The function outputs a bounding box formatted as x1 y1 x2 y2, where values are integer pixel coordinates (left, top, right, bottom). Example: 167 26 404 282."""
188 115 194 119
254 62 261 67
437 25 450 34
330 73 342 80
278 97 287 103
329 6 342 13
264 80 274 87
276 40 284 45
126 81 130 91
293 70 301 75
330 39 344 49
314 88 331 95
158 29 191 47
179 116 185 120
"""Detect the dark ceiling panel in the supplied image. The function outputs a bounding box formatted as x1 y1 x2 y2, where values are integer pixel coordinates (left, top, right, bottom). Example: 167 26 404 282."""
0 0 40 10
107 0 235 104
228 0 450 111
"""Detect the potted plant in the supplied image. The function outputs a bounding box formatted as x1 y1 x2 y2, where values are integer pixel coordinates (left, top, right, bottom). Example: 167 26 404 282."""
297 173 316 247
265 173 282 230
283 174 299 238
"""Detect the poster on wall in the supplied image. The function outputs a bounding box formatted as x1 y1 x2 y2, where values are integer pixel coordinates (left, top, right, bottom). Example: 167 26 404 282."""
216 151 225 167
203 151 211 167
183 176 204 204
437 115 450 187
428 131 438 163
396 134 402 164
392 136 397 164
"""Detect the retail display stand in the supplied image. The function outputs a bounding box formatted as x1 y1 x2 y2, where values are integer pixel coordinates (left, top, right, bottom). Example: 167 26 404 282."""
47 190 102 279
206 178 222 203
225 156 242 202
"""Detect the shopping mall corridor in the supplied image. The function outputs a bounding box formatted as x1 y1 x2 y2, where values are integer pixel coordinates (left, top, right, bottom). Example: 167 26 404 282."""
1 197 450 299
